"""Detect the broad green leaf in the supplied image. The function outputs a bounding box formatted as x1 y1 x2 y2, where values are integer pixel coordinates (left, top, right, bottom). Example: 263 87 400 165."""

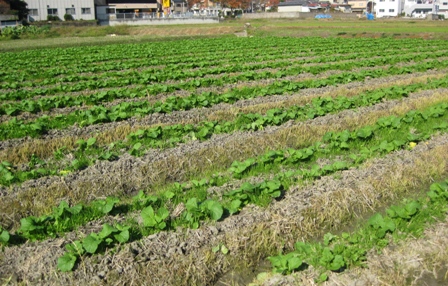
329 255 345 271
228 199 242 214
57 253 77 272
185 198 199 211
65 240 84 255
356 127 373 139
98 223 118 239
202 200 223 221
133 142 142 150
69 204 83 215
114 230 130 243
141 206 156 227
87 137 96 147
82 234 101 254
156 207 170 221
163 191 175 199
20 217 39 232
0 229 10 244
287 256 302 272
316 273 328 283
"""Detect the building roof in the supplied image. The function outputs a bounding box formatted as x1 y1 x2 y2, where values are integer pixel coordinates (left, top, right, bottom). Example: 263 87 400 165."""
278 0 308 6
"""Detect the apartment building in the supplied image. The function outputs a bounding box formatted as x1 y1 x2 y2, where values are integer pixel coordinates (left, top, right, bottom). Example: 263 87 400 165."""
26 0 96 21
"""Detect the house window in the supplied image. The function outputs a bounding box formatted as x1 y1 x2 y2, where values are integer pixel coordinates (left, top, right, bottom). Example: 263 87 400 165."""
443 2 448 4
379 9 385 12
389 9 395 12
81 8 91 14
47 8 58 15
106 8 116 14
390 0 395 2
29 9 38 16
66 8 75 15
379 0 385 2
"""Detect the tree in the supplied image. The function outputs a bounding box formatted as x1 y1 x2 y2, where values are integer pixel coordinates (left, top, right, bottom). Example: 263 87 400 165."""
221 0 251 10
9 0 28 20
187 0 201 9
0 0 10 15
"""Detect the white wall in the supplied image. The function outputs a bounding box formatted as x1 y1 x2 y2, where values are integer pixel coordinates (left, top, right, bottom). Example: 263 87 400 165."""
26 0 96 21
375 0 403 17
278 6 309 12
99 17 219 26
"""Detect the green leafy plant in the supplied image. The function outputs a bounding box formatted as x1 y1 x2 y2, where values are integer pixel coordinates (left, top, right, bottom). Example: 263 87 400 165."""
91 197 119 214
182 198 223 229
0 226 10 245
141 206 170 230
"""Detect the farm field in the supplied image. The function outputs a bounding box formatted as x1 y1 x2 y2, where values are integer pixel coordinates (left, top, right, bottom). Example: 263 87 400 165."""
1 23 448 285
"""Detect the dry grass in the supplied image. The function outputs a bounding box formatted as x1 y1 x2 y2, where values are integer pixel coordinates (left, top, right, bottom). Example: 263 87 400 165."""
324 218 448 286
122 143 448 285
1 72 446 166
2 90 448 228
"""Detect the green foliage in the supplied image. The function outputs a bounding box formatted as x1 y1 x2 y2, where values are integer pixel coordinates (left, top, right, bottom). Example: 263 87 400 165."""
64 14 74 21
268 252 303 274
19 215 53 240
427 180 448 202
181 198 223 229
57 223 130 271
141 206 169 230
229 158 256 178
0 226 10 245
269 180 448 278
57 252 78 272
91 197 119 214
47 15 60 21
212 243 229 255
132 190 160 209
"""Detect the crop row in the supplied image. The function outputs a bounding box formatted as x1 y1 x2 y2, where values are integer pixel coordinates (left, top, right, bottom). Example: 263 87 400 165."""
1 58 446 142
2 46 432 93
1 37 446 84
2 75 447 186
268 178 448 282
1 49 444 105
0 41 437 90
2 100 447 268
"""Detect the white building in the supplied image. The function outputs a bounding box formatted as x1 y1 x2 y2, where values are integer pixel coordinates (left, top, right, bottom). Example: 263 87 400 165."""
26 0 96 21
277 1 311 12
403 0 447 18
375 0 405 17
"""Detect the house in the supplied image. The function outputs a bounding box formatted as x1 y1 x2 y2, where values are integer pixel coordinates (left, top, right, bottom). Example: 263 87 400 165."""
439 1 448 18
375 0 405 17
403 0 442 18
278 0 311 12
172 0 188 14
332 3 353 12
97 0 159 15
347 0 367 13
25 0 97 21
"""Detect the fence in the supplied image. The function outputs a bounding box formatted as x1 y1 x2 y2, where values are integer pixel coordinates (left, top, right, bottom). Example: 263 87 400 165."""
97 12 216 21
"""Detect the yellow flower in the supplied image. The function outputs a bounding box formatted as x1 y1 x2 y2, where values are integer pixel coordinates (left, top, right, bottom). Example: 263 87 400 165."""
409 142 417 149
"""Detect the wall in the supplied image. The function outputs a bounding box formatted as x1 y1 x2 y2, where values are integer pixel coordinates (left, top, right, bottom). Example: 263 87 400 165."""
99 17 220 26
26 0 96 21
376 0 402 17
278 6 304 13
242 12 359 19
